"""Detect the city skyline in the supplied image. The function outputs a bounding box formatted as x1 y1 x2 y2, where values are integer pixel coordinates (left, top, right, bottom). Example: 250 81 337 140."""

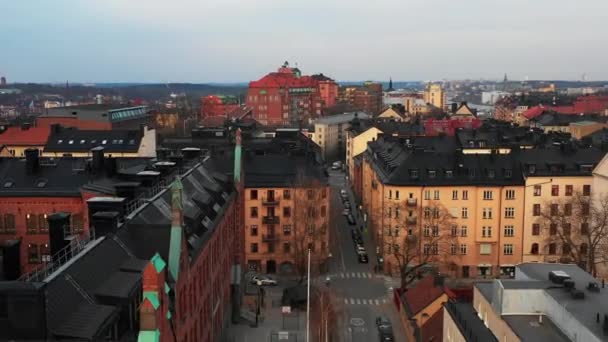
2 0 608 83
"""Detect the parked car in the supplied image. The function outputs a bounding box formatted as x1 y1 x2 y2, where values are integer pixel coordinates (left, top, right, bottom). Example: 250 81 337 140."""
376 316 394 341
342 208 351 216
344 201 351 209
251 275 277 286
355 244 366 255
358 252 369 263
340 189 347 196
347 214 356 225
331 161 343 170
351 229 361 239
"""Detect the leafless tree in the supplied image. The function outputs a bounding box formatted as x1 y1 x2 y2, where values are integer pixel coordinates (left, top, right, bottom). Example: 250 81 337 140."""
310 286 341 342
381 200 459 289
290 170 330 280
536 191 608 276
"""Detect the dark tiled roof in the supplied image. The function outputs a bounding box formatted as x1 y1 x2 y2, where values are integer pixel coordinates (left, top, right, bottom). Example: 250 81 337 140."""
244 154 328 188
531 112 608 126
444 301 497 342
518 146 604 177
0 126 50 145
45 127 143 153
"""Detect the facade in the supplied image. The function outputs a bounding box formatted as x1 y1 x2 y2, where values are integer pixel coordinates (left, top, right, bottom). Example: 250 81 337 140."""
481 91 510 105
246 62 338 126
42 124 156 158
313 112 369 161
36 104 151 130
243 153 330 275
200 95 240 120
338 82 383 115
0 125 50 157
424 83 446 110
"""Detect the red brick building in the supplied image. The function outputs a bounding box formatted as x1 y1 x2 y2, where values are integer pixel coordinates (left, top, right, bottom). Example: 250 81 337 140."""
200 95 241 121
246 62 338 126
338 82 383 115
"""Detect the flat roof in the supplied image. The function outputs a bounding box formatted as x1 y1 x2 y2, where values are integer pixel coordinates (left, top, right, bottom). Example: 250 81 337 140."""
503 315 570 342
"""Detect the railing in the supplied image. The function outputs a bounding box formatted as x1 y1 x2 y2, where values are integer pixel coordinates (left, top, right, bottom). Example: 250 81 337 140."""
406 216 417 225
125 178 169 216
20 231 96 282
407 198 417 206
262 216 280 224
261 197 280 206
262 234 279 242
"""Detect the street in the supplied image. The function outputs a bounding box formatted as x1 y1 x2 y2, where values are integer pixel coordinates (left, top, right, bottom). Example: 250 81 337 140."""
326 170 406 342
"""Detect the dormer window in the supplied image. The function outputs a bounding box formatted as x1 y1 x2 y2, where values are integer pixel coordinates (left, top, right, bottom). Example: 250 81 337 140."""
478 140 486 148
68 140 74 144
468 140 475 147
445 170 453 178
469 169 476 178
410 169 419 179
102 140 108 144
504 169 513 179
580 164 594 172
487 169 495 179
528 164 536 174
57 139 63 144
80 139 86 144
428 169 436 178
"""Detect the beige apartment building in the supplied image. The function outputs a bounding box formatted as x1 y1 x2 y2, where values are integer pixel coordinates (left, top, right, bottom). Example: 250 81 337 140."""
313 111 369 162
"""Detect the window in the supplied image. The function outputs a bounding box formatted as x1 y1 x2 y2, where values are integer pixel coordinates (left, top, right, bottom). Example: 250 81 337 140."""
505 190 515 200
583 185 591 196
431 225 439 237
532 224 540 236
308 242 315 252
549 223 557 235
530 243 539 255
460 244 468 255
563 223 571 236
483 190 493 200
388 190 392 199
410 169 419 179
250 190 258 200
423 244 431 255
460 226 468 237
283 190 291 199
452 190 458 200
395 191 400 200
307 190 314 200
480 244 491 255
321 189 327 199
307 207 315 218
38 214 48 233
550 204 558 216
423 225 431 237
564 203 572 216
250 225 258 236
462 190 468 200
283 207 291 217
283 225 292 235
451 225 458 237
562 243 571 255
581 223 589 235
250 243 258 253
267 242 275 253
482 226 492 238
504 225 514 237
40 243 50 263
433 190 440 200
428 170 436 178
72 214 84 233
503 244 514 255
504 207 515 218
487 169 495 179
283 242 291 253
28 244 39 263
395 207 400 219
321 206 326 217
565 185 573 196
450 207 458 218
482 208 492 219
26 214 37 234
387 207 392 218
582 203 590 215
3 214 15 233
533 204 541 216
461 207 468 218
504 169 513 179
451 244 458 255
548 243 556 255
446 170 454 178
250 207 258 218
424 190 431 200
432 208 439 219
551 185 559 196
423 207 431 219
533 185 541 196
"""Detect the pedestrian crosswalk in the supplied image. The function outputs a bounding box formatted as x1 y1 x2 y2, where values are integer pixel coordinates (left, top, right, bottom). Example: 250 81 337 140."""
334 272 376 279
343 297 388 306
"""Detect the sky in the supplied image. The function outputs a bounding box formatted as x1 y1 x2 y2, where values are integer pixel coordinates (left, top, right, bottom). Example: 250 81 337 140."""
1 0 607 83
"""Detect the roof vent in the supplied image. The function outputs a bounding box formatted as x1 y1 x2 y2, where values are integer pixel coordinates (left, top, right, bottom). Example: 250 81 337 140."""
549 270 570 284
571 290 585 300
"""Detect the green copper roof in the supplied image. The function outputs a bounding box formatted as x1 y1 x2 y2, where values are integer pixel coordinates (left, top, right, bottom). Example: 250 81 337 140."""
138 330 160 342
151 253 166 273
143 291 160 310
233 129 242 183
165 282 170 294
166 311 172 320
168 176 183 281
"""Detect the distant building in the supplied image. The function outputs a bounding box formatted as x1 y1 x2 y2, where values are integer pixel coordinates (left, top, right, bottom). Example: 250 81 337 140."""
0 124 50 157
338 82 383 115
0 76 6 86
313 112 370 161
481 91 510 105
200 95 240 120
424 83 446 110
37 104 151 130
246 62 338 126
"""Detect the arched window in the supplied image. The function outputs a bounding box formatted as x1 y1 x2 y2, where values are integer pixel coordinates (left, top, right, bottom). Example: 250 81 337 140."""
530 243 539 255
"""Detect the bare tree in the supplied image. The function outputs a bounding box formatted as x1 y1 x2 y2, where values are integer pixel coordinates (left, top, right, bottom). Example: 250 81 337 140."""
536 191 608 276
310 286 341 342
290 170 330 280
381 200 459 289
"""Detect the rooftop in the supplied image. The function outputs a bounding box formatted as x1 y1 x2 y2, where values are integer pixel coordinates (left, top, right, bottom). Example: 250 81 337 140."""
444 301 497 342
314 112 369 125
40 105 149 123
0 125 50 146
503 315 570 342
44 125 146 153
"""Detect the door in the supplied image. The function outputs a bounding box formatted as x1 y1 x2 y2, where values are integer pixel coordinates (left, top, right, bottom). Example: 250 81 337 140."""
266 260 277 274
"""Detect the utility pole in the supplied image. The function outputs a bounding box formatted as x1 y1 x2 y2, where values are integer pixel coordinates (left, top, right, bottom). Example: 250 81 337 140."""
306 248 311 342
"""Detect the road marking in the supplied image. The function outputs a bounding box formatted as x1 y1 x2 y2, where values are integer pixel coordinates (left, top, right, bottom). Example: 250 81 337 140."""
345 273 350 278
350 298 355 305
351 272 356 278
344 298 348 304
356 299 361 305
362 299 368 305
382 299 387 304
375 299 380 305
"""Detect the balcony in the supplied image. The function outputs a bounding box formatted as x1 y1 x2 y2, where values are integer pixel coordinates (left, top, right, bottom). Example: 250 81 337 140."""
406 216 417 225
262 234 279 242
262 216 280 224
262 197 280 206
407 198 417 207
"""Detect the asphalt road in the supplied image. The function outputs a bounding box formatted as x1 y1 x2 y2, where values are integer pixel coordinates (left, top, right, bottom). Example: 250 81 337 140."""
327 170 406 342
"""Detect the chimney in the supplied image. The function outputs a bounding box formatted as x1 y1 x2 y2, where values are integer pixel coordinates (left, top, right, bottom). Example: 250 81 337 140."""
104 156 117 177
47 212 71 257
90 211 120 237
21 123 31 131
86 196 126 226
51 124 62 135
1 239 21 280
91 146 105 172
451 103 458 113
24 148 40 174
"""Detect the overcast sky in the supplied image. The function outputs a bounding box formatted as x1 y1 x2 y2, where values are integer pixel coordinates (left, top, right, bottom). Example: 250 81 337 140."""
1 0 607 83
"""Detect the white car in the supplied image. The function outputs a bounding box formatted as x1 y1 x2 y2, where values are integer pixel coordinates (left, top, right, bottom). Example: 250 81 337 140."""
251 275 277 286
340 189 347 196
356 245 366 255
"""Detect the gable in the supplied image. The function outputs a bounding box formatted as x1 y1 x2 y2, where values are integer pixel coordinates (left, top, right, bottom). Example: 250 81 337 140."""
378 108 403 120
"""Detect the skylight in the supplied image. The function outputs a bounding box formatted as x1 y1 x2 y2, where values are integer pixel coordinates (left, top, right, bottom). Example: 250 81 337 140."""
68 140 74 144
102 140 107 144
3 180 14 188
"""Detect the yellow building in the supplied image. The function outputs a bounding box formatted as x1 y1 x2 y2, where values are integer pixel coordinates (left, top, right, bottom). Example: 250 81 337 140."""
377 107 407 122
0 125 50 157
424 83 445 110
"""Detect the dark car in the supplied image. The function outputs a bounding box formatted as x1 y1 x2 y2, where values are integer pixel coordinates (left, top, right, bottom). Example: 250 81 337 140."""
376 316 394 341
358 252 369 263
347 214 356 225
